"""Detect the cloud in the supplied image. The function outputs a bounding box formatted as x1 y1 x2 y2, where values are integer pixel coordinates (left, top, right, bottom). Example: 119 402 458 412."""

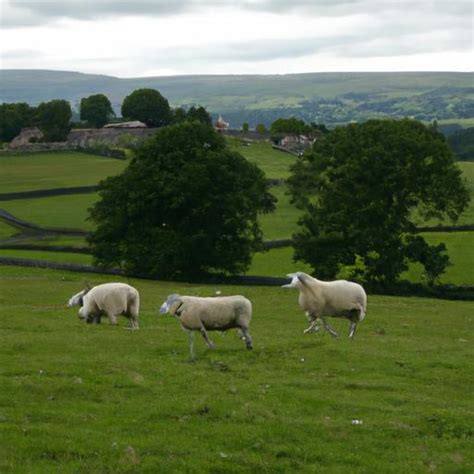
1 0 471 76
1 0 196 27
2 0 472 27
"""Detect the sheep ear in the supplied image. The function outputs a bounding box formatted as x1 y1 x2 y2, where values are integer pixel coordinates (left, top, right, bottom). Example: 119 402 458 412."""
282 274 299 288
296 272 313 287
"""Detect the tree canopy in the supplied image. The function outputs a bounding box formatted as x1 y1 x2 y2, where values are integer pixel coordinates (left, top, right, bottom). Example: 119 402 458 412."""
121 88 171 127
0 102 34 142
270 117 309 135
80 94 114 128
36 99 72 141
287 119 470 284
172 105 212 126
88 121 275 278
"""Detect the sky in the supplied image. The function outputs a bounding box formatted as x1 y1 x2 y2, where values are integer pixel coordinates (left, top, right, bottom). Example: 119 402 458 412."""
0 0 473 78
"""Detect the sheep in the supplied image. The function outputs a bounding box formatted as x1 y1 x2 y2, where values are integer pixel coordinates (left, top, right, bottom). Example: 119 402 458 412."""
67 283 140 329
159 294 253 358
282 272 367 338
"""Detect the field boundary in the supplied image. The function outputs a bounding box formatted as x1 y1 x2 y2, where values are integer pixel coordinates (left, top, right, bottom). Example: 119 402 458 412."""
1 257 473 300
0 208 88 236
0 186 99 201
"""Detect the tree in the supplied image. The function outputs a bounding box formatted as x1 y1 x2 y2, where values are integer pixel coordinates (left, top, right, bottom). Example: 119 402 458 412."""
287 119 470 284
121 88 171 127
35 99 72 141
80 94 114 128
172 105 212 125
270 117 308 135
242 122 249 133
186 106 212 125
0 102 35 142
255 123 267 134
88 122 276 278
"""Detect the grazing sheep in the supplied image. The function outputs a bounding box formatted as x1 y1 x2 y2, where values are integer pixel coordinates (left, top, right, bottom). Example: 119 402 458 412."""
282 272 367 338
159 294 253 358
67 283 140 329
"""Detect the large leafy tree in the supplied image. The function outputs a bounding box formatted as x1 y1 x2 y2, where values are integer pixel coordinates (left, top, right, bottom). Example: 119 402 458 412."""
80 94 114 128
287 119 469 284
88 121 275 278
121 88 171 127
172 105 212 126
36 99 72 141
0 102 35 142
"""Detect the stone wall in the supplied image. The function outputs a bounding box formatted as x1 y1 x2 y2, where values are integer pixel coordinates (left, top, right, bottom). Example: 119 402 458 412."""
67 128 159 147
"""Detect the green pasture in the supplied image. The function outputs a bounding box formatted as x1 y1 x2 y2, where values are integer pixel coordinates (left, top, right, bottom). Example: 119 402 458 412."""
248 247 311 277
0 152 127 193
226 137 296 180
260 186 301 240
251 230 474 286
1 265 473 473
0 220 18 239
0 249 93 265
402 232 474 286
1 194 98 231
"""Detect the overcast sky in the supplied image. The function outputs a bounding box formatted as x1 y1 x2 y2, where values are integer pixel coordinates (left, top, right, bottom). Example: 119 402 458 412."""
0 0 472 77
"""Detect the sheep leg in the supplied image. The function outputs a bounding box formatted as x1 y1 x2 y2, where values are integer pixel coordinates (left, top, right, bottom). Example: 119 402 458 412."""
304 318 321 334
321 317 339 338
240 327 253 350
128 317 139 330
107 313 118 325
348 321 357 339
199 327 215 349
188 331 195 360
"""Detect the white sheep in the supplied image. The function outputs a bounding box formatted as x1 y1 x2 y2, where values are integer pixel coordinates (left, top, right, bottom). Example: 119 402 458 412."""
282 272 367 338
159 294 253 358
67 283 140 329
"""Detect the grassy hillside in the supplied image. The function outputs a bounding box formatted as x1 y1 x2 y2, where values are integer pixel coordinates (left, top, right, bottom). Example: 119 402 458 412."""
0 265 473 472
0 152 127 193
1 194 98 231
1 70 473 126
0 146 473 286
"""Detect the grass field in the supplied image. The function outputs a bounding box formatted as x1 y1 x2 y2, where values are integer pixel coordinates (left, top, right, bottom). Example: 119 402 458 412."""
0 249 93 265
1 265 473 473
402 232 474 286
260 186 302 241
0 220 18 239
0 152 127 193
226 138 296 180
1 194 98 231
1 140 473 472
252 231 474 286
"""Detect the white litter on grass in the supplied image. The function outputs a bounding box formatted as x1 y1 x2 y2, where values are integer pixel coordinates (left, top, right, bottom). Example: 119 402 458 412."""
215 291 222 295
352 419 363 425
300 358 305 362
219 452 228 458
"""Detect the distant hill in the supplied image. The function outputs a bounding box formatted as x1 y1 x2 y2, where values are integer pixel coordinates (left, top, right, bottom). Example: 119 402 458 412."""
1 69 473 127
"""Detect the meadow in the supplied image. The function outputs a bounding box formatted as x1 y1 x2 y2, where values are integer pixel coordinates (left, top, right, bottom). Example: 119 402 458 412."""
0 265 473 473
0 152 127 193
0 145 473 286
0 143 473 472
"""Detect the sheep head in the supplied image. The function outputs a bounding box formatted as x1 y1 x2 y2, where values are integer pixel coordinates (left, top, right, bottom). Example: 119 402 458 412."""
159 294 184 315
282 272 315 289
67 288 90 308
